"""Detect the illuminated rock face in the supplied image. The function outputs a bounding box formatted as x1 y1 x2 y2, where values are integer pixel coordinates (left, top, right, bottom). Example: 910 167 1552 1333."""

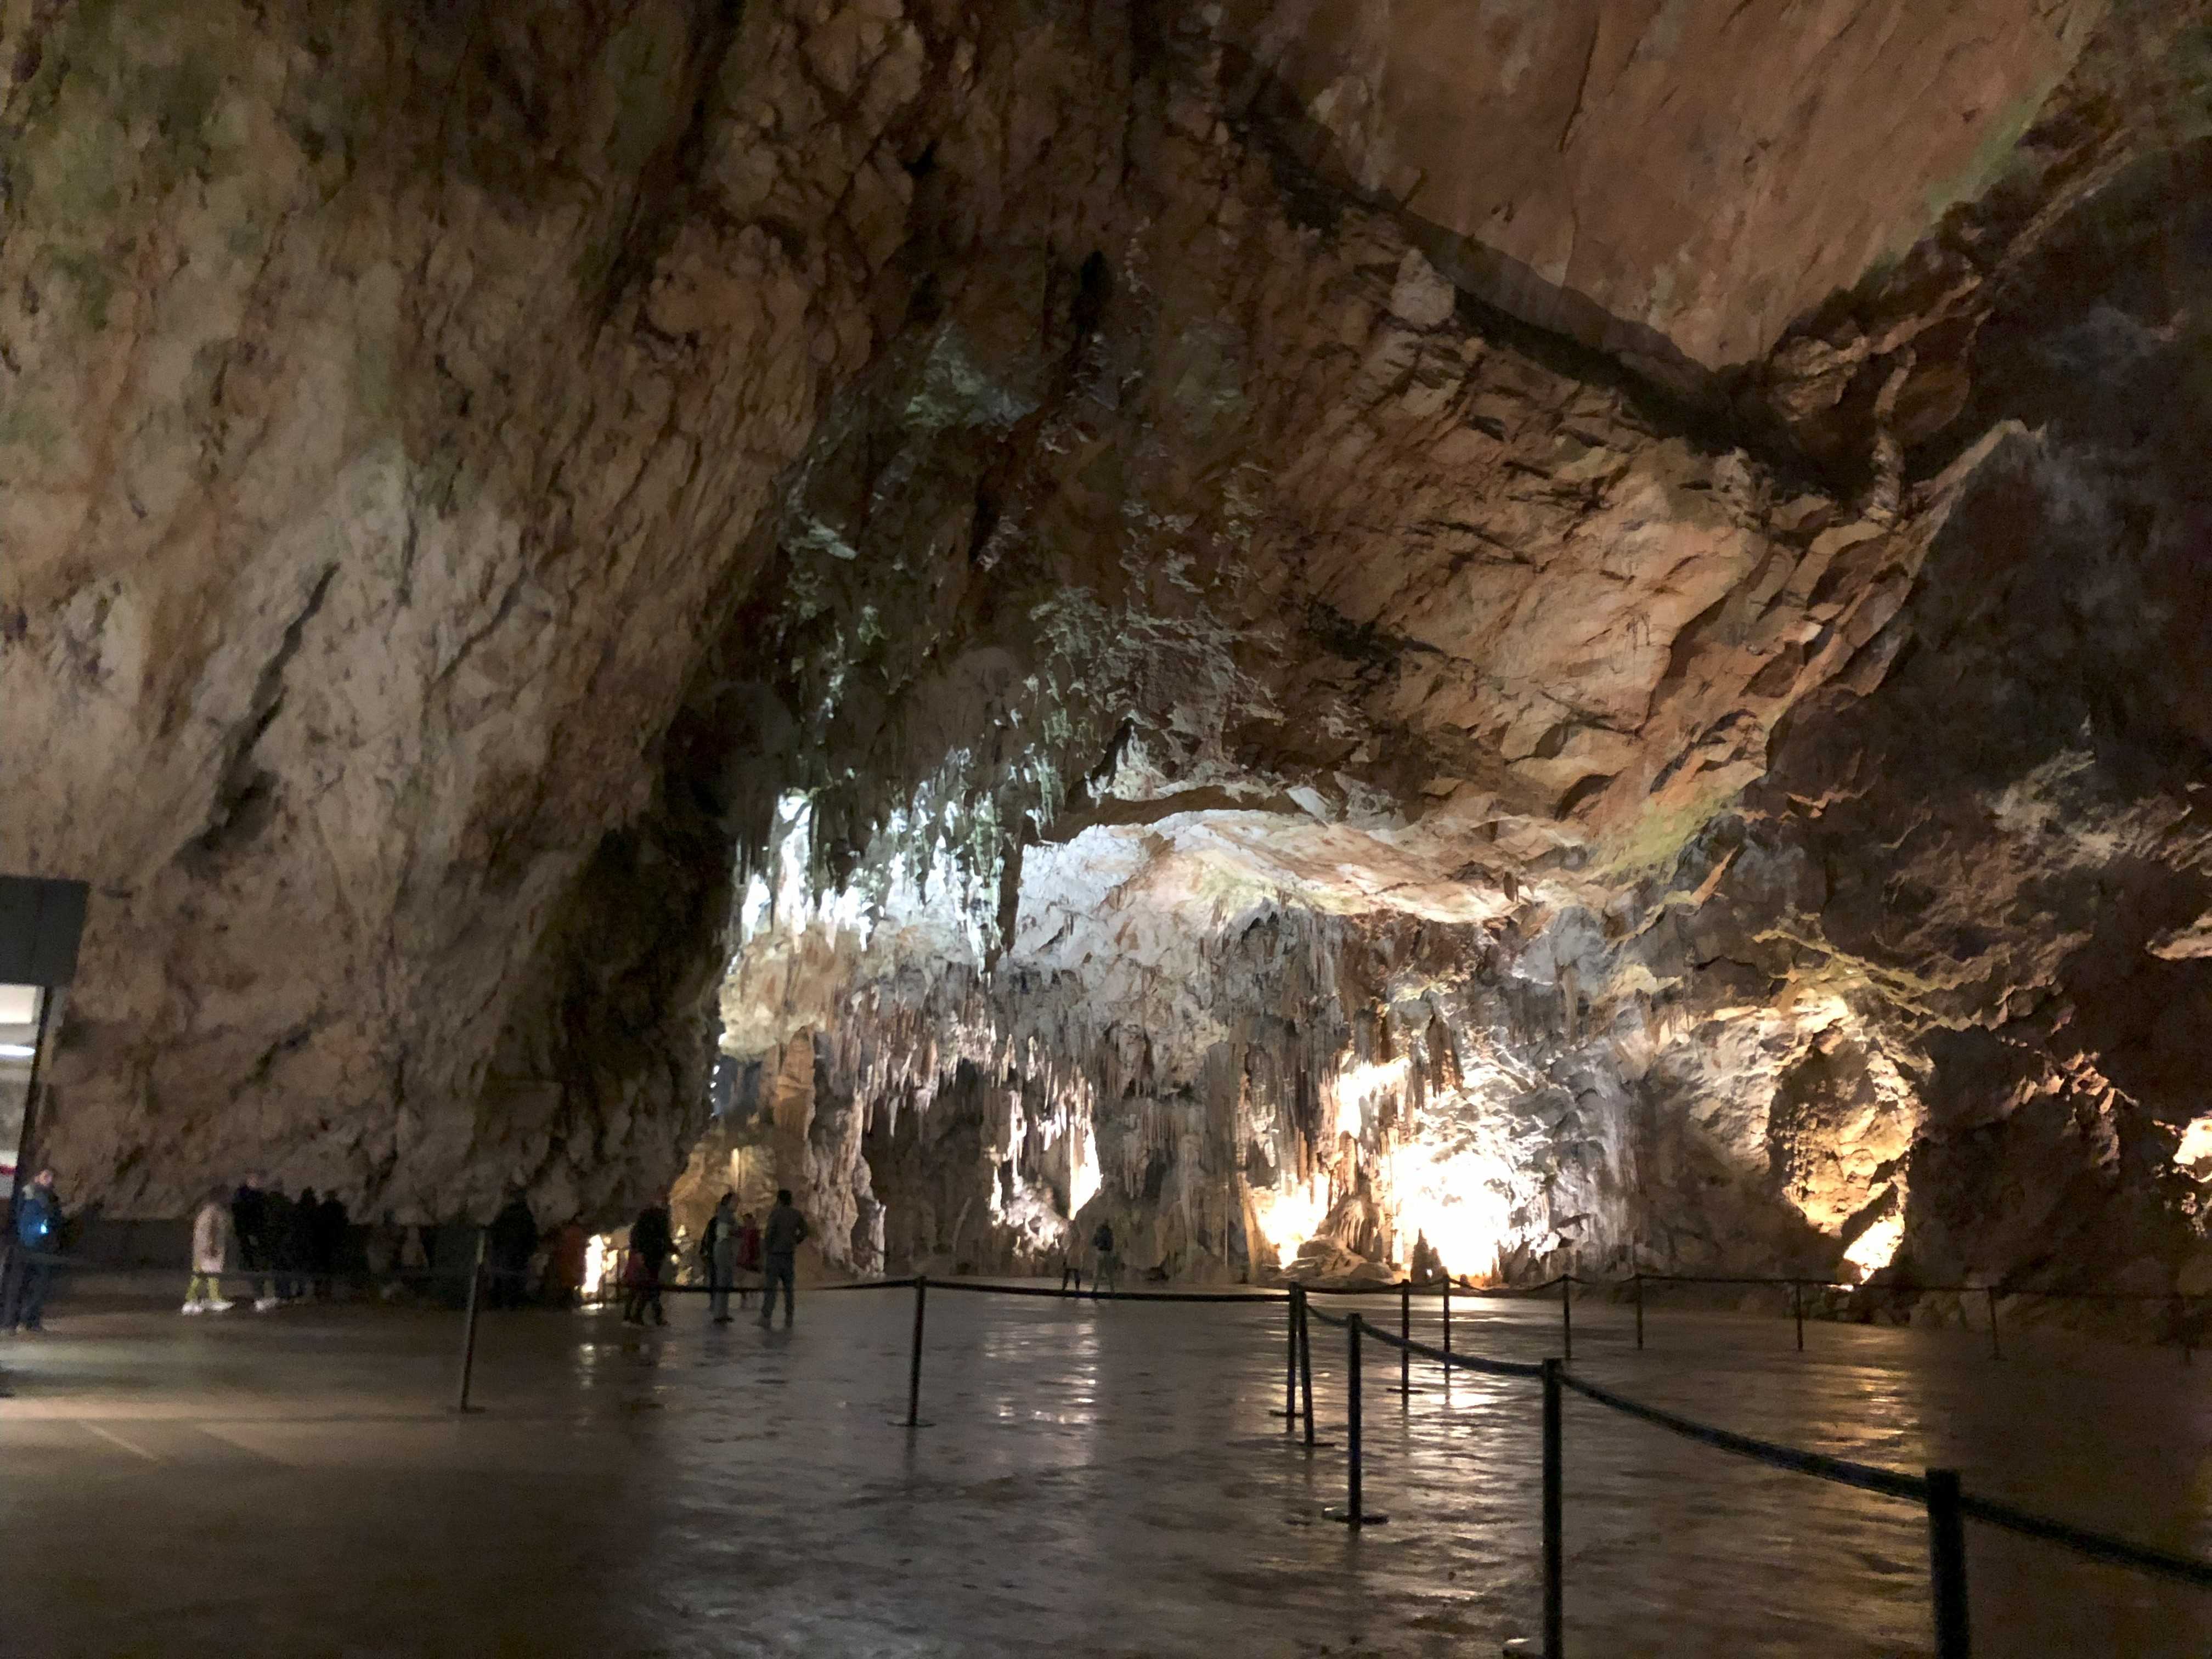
1215 0 2102 379
7 0 2212 1313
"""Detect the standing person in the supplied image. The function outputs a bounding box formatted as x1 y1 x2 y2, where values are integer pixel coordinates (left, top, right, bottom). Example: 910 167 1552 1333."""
8 1167 62 1331
365 1210 404 1301
548 1221 588 1308
398 1218 431 1295
316 1191 350 1296
736 1210 763 1310
488 1188 538 1311
231 1173 279 1312
289 1187 321 1300
1059 1240 1083 1295
1091 1218 1120 1298
758 1188 809 1328
264 1186 297 1300
184 1187 235 1314
704 1193 739 1323
624 1195 672 1327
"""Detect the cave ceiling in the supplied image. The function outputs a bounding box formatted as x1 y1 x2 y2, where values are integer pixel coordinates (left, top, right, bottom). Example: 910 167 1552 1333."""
4 0 2212 1305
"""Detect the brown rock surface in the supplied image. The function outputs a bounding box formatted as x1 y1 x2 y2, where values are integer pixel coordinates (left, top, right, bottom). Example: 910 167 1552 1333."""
4 0 2211 1329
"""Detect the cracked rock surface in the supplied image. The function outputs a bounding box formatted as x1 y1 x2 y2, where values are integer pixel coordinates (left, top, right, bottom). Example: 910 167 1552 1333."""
7 0 2212 1325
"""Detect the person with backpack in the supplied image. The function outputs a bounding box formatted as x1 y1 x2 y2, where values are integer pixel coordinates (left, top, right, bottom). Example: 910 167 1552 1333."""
624 1194 673 1327
184 1186 236 1314
1091 1218 1120 1298
758 1189 808 1328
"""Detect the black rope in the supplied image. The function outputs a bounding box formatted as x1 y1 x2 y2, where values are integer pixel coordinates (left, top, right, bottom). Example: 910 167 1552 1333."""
1957 1492 2212 1590
927 1279 1289 1304
1559 1370 1927 1502
1362 1318 1545 1379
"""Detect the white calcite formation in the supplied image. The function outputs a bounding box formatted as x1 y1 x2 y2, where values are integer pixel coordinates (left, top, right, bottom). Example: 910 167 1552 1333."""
7 1 2212 1330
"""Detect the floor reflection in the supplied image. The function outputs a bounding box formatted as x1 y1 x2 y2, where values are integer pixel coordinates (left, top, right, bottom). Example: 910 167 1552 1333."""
2 1289 2208 1655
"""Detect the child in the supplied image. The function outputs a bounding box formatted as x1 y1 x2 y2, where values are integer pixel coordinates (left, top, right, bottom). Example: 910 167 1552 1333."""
185 1186 236 1314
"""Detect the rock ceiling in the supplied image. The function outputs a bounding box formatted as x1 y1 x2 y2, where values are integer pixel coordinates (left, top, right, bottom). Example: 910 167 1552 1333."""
4 0 2212 1308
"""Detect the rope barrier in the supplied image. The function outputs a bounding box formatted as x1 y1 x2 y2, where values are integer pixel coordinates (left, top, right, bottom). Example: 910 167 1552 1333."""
1361 1315 1546 1379
1957 1491 2212 1591
1556 1369 1926 1502
926 1279 1289 1304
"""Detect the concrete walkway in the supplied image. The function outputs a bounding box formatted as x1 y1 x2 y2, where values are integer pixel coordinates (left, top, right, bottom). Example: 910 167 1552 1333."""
2 1284 2208 1656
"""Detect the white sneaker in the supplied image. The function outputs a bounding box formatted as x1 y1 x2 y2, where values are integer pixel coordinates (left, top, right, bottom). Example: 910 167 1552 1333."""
181 1301 205 1314
253 1297 279 1312
205 1299 235 1313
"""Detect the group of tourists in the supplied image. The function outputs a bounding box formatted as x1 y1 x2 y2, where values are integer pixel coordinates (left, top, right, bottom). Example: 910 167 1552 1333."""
619 1187 808 1329
1058 1218 1122 1296
187 1174 354 1313
8 1166 818 1329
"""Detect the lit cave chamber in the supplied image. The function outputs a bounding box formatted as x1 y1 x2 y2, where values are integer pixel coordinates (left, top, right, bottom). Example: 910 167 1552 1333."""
8 0 2212 1342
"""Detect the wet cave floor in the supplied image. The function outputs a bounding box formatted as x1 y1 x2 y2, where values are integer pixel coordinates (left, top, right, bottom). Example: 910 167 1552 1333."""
2 1283 2209 1656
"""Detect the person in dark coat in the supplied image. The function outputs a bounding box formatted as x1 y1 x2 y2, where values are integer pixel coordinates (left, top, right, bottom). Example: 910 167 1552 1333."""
264 1187 297 1299
487 1189 539 1311
315 1192 349 1295
547 1221 588 1308
232 1173 279 1311
624 1196 672 1327
7 1168 61 1330
285 1187 319 1301
1091 1218 1120 1297
736 1211 762 1309
758 1189 809 1328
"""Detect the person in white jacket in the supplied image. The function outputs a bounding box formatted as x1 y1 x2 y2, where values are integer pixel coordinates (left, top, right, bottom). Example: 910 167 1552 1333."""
185 1187 236 1314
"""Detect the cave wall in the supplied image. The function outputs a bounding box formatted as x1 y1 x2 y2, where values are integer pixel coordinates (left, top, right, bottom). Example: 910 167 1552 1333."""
5 0 2212 1312
0 0 1138 1221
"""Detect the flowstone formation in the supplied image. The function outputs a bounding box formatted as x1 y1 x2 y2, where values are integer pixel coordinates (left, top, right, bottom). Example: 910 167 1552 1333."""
6 1 2212 1326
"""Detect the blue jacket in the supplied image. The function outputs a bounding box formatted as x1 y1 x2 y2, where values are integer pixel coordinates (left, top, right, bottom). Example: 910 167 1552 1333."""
15 1183 57 1251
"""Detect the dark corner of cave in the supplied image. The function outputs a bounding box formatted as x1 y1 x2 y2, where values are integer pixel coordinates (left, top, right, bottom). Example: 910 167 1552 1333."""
4 1 2211 1653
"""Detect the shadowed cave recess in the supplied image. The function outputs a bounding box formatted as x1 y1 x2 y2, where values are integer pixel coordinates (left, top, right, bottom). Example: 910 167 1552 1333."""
9 0 2212 1325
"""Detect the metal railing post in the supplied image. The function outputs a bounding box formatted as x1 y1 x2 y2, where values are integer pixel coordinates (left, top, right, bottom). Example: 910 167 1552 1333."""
1442 1277 1452 1371
1297 1286 1330 1451
1986 1288 2001 1362
1542 1357 1564 1657
1323 1313 1384 1525
1633 1271 1645 1352
1561 1275 1573 1367
1927 1468 1971 1658
891 1272 933 1427
1401 1282 1412 1396
1792 1280 1805 1353
1395 1280 1422 1396
1276 1281 1300 1422
452 1229 487 1414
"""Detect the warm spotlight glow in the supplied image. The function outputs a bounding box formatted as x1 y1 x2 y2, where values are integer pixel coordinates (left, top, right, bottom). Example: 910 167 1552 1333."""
583 1233 612 1299
1251 1180 1328 1263
1069 1118 1102 1217
1390 1140 1511 1282
1842 1214 1904 1277
2177 1114 2212 1167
